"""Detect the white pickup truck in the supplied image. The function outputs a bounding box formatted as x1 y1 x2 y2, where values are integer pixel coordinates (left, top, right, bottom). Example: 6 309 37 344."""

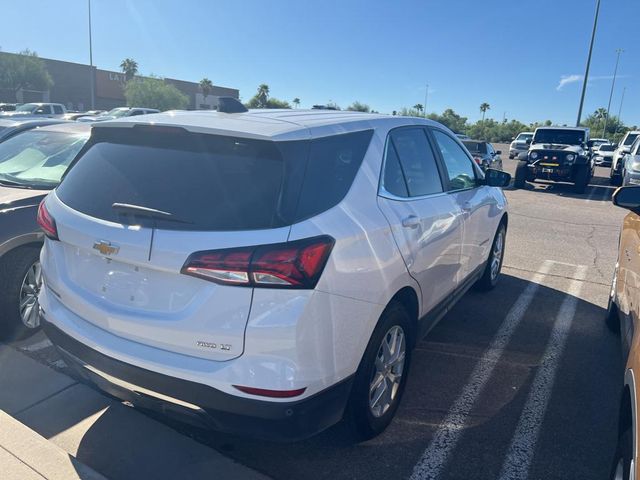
0 103 68 119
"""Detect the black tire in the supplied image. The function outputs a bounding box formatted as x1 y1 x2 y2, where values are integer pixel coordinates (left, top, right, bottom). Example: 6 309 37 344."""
574 165 589 194
508 154 514 159
0 246 42 341
476 222 507 291
346 301 412 441
611 167 623 186
514 161 528 189
610 398 633 480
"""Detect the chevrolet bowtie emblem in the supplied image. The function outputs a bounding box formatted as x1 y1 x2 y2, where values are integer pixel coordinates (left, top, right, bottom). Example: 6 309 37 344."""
93 240 120 256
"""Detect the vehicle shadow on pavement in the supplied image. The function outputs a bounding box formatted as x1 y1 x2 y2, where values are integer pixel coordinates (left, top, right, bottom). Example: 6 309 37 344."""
510 175 616 202
154 273 622 480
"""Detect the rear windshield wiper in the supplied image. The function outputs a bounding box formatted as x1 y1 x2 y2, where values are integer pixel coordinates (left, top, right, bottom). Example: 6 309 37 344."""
111 203 193 224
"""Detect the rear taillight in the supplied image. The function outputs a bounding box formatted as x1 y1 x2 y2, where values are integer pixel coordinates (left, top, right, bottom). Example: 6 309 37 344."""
37 200 58 240
233 385 306 398
474 157 482 165
181 236 335 289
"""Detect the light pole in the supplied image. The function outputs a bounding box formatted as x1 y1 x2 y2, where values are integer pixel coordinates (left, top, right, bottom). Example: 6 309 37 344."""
88 0 95 110
424 83 429 118
613 86 626 139
602 48 624 138
576 0 600 127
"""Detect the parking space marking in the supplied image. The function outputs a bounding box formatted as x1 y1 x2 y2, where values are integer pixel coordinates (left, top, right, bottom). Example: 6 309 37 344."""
497 265 588 480
409 260 553 480
19 338 53 352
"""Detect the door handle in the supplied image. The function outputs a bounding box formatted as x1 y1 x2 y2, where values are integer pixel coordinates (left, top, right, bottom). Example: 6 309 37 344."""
402 215 420 229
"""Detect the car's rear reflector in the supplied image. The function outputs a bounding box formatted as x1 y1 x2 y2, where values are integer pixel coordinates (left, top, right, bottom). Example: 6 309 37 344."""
233 385 307 398
37 200 58 240
181 236 334 289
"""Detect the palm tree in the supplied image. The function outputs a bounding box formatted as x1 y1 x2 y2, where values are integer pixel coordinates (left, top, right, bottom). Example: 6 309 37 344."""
480 102 491 122
199 78 213 106
414 104 424 116
257 84 270 108
292 97 300 109
120 58 138 82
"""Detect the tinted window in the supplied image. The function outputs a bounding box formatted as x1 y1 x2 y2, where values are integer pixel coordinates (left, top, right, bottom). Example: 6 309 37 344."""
624 133 639 146
382 141 409 197
432 130 477 191
599 145 615 152
532 129 585 145
463 141 487 154
53 105 64 114
387 128 442 197
57 127 372 231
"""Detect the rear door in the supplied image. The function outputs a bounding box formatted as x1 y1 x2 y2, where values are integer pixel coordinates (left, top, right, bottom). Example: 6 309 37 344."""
47 126 305 361
377 126 463 315
430 128 497 280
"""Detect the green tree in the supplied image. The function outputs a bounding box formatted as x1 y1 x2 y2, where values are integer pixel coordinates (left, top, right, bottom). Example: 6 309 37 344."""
427 108 468 133
245 84 290 109
199 78 213 104
479 102 491 122
347 101 371 112
581 111 625 141
256 84 270 107
0 50 53 95
120 58 138 82
413 103 424 116
123 76 189 111
292 97 300 108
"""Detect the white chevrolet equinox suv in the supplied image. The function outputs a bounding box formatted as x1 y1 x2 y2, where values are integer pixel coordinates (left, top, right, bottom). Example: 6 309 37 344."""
38 107 510 441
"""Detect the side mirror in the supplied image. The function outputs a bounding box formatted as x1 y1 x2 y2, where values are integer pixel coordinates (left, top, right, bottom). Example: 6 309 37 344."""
495 150 502 155
525 138 532 145
484 168 511 187
613 186 640 213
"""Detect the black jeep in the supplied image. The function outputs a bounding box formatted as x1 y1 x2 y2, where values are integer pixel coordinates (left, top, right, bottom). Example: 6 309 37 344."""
513 127 593 193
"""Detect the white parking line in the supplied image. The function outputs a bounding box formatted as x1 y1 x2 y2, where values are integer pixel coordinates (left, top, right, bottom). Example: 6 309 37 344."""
19 338 53 352
497 265 587 480
409 260 553 480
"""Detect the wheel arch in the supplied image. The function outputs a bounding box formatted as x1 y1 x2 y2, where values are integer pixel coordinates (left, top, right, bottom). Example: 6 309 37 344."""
387 286 420 349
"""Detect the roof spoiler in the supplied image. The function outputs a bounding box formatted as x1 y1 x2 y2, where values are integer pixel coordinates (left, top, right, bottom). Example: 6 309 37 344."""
217 97 248 113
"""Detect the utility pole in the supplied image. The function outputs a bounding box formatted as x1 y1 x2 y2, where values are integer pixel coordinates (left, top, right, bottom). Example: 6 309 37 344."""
602 48 624 138
576 0 600 126
424 83 429 118
88 0 95 110
613 86 626 139
502 111 507 123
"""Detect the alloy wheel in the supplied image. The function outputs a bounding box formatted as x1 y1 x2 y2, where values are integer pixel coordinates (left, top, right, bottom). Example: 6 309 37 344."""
369 325 406 418
490 230 504 281
19 261 42 329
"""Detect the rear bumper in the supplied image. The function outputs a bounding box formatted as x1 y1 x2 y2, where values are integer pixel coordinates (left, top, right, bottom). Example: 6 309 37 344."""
42 317 354 442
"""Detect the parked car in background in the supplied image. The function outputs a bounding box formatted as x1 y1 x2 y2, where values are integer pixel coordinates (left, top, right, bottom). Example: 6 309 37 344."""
462 140 503 171
593 143 616 167
77 107 160 122
0 122 91 340
621 138 640 186
0 103 19 112
39 108 511 441
605 185 640 480
514 126 592 193
611 131 640 185
455 133 470 140
63 110 104 121
587 138 610 154
0 103 68 118
0 118 71 143
509 131 534 159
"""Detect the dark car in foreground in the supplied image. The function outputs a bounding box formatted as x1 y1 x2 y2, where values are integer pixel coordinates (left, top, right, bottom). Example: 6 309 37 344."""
514 126 593 193
0 122 90 340
462 140 503 171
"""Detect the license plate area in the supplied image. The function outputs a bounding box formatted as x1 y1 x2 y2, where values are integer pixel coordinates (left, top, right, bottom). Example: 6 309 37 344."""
542 167 554 173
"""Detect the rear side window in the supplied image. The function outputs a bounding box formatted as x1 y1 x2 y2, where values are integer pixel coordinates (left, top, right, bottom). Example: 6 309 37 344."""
384 128 443 197
53 105 64 114
57 127 372 231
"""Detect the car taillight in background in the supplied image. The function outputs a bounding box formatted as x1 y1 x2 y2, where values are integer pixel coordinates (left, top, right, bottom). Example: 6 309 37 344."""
37 200 58 240
474 157 482 165
181 236 335 289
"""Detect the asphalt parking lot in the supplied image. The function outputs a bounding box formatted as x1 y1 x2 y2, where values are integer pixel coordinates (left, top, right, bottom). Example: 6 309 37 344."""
8 146 627 480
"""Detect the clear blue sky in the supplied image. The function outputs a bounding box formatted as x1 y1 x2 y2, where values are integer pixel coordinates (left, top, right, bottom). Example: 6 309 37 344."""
2 0 638 126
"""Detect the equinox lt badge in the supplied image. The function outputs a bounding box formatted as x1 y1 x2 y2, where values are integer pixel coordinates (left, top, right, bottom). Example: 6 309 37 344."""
197 341 231 351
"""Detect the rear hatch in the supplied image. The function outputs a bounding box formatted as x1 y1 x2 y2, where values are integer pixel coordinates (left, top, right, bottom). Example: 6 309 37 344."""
47 125 308 361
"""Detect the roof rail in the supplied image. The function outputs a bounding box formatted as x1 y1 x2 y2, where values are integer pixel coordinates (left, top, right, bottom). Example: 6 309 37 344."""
217 97 248 113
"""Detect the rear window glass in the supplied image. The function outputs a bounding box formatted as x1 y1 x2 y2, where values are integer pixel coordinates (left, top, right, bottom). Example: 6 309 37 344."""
56 127 372 231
